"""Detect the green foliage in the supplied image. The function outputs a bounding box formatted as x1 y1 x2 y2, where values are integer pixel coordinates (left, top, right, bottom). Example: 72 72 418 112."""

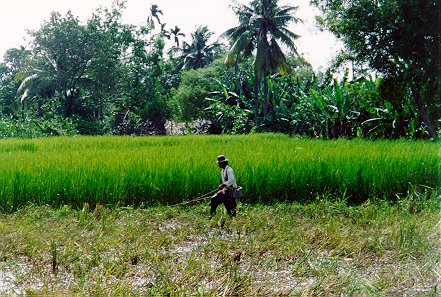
0 134 438 211
0 0 437 140
13 6 130 133
207 64 421 138
118 34 170 134
206 85 254 134
292 74 382 138
0 116 77 138
261 74 306 133
21 9 124 118
0 117 44 138
0 2 173 136
311 0 440 138
0 48 31 116
291 72 430 139
0 92 78 138
172 65 223 123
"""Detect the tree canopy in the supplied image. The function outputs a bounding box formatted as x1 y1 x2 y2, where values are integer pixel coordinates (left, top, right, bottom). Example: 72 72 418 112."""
312 0 440 139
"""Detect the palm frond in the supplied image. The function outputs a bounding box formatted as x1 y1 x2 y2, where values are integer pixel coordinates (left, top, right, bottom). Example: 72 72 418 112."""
249 14 265 25
273 14 302 26
225 31 253 66
271 28 299 53
17 73 39 101
231 0 254 15
269 39 290 75
220 27 238 39
276 6 300 18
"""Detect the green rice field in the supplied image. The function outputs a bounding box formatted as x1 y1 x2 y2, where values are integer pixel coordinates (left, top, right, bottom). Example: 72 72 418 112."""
0 134 439 211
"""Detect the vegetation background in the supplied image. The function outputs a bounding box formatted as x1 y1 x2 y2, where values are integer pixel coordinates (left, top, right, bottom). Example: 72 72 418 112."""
0 0 438 140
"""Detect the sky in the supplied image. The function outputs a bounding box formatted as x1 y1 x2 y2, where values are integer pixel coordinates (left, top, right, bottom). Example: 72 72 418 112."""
0 0 342 71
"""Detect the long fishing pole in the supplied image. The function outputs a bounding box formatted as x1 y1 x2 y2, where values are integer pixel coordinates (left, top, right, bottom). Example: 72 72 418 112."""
167 189 219 207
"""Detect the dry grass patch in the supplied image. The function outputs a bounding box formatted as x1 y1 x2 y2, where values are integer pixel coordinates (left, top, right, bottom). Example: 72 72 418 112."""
0 196 439 296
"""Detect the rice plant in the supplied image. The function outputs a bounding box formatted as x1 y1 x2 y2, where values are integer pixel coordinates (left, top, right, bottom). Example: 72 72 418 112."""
0 134 438 211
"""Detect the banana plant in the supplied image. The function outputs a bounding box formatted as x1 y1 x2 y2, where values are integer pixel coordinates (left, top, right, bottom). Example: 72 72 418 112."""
205 78 254 134
294 73 384 138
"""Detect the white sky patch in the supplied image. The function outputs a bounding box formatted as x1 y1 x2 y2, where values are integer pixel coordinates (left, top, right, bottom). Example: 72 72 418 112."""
0 0 342 70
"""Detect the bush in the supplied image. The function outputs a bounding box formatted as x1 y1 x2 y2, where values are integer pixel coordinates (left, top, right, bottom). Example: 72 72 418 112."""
0 116 77 138
113 112 163 136
172 66 222 122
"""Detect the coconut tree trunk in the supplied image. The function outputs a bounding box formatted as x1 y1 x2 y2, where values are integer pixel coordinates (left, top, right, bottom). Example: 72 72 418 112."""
254 71 260 127
263 66 269 121
411 84 437 139
234 60 241 99
63 89 74 117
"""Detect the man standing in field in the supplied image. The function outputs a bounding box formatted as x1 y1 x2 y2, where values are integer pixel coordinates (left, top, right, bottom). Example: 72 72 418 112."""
210 155 238 218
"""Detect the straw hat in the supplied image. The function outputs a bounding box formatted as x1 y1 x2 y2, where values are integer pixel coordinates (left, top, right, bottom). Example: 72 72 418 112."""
217 155 228 163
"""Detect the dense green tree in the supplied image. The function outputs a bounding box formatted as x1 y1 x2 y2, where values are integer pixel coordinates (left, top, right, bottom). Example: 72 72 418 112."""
0 47 31 116
0 1 174 135
0 64 16 116
16 8 128 129
311 0 440 139
172 63 223 123
222 0 301 125
10 1 172 135
3 47 31 75
17 12 87 119
118 33 170 134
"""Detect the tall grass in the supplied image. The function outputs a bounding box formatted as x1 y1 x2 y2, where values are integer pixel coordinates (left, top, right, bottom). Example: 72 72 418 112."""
0 134 438 211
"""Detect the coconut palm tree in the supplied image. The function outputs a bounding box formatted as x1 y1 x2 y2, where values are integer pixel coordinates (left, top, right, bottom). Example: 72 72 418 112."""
148 4 163 28
222 0 301 125
178 25 220 70
160 23 171 39
170 25 186 47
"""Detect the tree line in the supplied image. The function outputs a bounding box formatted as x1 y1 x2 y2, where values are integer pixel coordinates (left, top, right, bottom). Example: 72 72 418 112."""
0 0 439 139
